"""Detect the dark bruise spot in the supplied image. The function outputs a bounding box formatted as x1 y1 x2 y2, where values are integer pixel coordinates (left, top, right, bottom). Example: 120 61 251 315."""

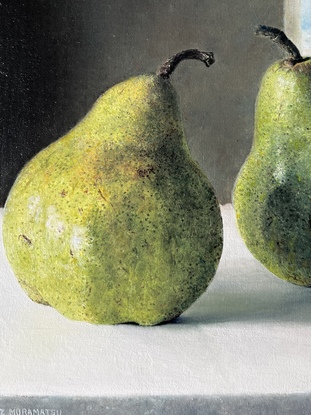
137 165 155 178
98 188 113 207
60 189 67 197
98 188 107 201
19 234 32 245
70 249 74 257
142 239 149 248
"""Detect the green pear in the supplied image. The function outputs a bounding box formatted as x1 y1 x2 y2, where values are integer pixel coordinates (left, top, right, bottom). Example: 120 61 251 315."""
2 49 223 325
234 26 311 286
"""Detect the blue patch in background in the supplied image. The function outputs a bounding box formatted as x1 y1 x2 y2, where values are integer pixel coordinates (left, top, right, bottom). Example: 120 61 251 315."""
301 0 311 52
301 0 311 30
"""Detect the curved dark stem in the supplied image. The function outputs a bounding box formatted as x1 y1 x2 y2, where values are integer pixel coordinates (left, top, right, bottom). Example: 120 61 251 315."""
255 25 303 63
157 49 215 79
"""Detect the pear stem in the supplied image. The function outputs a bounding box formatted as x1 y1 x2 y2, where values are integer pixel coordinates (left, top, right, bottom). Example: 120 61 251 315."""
255 25 303 63
156 49 215 79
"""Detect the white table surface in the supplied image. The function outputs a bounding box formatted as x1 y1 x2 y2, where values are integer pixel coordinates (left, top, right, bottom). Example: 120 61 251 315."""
1 204 311 398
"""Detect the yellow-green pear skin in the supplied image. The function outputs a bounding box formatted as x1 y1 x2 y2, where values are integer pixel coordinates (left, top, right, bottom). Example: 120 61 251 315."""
3 66 223 325
234 29 311 286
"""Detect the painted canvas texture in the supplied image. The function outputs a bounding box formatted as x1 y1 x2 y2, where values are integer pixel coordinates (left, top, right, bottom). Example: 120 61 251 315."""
2 2 311 414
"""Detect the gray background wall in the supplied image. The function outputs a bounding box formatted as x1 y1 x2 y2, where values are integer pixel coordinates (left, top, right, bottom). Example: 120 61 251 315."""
0 1 284 206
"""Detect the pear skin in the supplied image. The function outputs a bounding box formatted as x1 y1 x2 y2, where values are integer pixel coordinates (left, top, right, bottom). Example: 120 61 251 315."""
3 50 223 325
234 26 311 286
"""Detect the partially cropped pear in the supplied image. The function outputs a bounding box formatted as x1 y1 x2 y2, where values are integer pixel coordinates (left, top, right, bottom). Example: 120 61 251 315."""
234 25 311 286
3 49 223 325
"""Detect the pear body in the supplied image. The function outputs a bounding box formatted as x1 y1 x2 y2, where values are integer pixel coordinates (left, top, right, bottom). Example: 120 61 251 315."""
3 74 223 325
234 59 311 285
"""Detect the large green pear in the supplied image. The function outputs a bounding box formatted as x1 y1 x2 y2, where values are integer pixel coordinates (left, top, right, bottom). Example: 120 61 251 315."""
2 49 223 325
234 26 311 286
